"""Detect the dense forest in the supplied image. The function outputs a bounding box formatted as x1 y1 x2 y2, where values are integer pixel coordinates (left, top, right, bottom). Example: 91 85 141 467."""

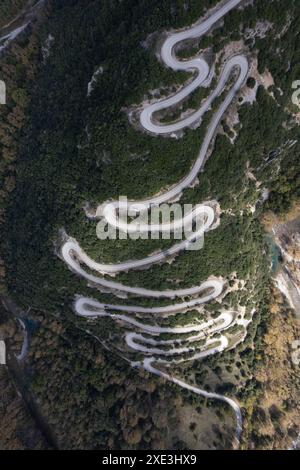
0 0 28 28
0 0 300 450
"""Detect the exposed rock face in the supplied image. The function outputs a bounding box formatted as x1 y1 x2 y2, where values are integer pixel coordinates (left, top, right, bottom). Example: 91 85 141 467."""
0 367 48 450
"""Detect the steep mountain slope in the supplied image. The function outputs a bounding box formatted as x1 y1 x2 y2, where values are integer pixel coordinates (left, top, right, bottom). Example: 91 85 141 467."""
0 0 299 450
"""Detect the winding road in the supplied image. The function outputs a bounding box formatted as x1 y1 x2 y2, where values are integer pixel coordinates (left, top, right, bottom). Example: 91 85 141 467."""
61 0 249 446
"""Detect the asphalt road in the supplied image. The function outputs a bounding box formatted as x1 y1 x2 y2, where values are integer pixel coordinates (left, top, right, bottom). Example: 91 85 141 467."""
60 0 247 443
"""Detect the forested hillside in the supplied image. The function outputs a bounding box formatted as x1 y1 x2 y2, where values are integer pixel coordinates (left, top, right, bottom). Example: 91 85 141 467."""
1 0 300 450
0 0 28 28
